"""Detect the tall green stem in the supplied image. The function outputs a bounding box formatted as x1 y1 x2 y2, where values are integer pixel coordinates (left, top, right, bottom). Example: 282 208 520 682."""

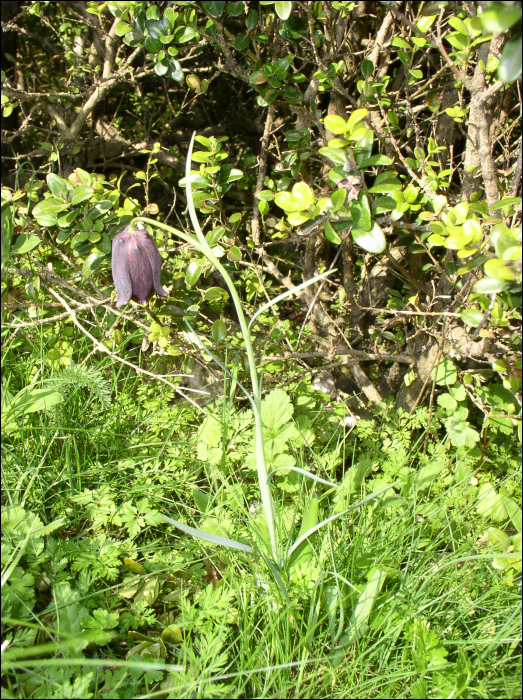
135 135 279 561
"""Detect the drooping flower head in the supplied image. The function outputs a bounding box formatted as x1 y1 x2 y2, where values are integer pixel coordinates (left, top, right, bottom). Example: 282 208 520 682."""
111 224 167 307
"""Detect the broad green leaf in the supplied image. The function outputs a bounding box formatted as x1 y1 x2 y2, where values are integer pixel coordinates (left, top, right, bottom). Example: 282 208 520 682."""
361 59 374 79
257 88 278 107
453 201 469 224
246 8 259 30
484 258 516 281
480 8 522 33
46 173 70 201
456 254 489 274
499 33 522 83
169 59 184 82
211 319 227 343
331 188 347 212
145 36 162 53
32 197 69 225
463 218 482 241
490 196 522 211
161 624 183 644
287 211 312 226
360 154 393 167
154 60 169 76
124 558 147 574
391 36 411 49
53 582 90 642
249 70 270 85
4 387 64 419
280 86 302 103
273 54 294 77
173 26 199 43
205 286 227 301
447 420 480 448
115 21 133 36
292 181 315 209
448 16 468 35
82 251 106 276
71 185 94 206
351 221 386 254
350 195 372 231
275 1 292 20
318 146 348 165
476 482 501 518
202 1 225 18
474 277 512 294
431 358 457 386
262 387 293 431
275 190 299 212
410 461 446 490
324 114 349 134
347 108 368 134
324 221 341 244
191 151 211 163
417 15 437 33
10 233 41 254
227 245 241 261
234 33 250 50
461 309 484 327
185 261 203 286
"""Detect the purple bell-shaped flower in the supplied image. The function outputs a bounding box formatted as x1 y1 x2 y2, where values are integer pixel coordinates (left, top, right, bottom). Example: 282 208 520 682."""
111 224 167 307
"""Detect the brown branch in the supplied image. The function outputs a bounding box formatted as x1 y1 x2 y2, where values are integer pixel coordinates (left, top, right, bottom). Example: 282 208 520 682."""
251 105 275 246
261 350 414 365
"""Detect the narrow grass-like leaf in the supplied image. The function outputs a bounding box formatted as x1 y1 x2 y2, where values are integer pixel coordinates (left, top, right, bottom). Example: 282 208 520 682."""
285 482 400 564
161 514 253 553
267 466 338 488
331 568 387 667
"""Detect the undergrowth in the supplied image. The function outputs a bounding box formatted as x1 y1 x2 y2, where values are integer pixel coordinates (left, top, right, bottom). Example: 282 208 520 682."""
1 337 521 699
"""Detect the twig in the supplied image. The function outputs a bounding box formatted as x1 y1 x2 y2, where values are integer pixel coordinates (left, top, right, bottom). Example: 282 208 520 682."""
260 350 414 364
251 105 275 246
46 286 206 414
296 245 343 348
509 139 523 197
409 319 447 418
356 306 460 318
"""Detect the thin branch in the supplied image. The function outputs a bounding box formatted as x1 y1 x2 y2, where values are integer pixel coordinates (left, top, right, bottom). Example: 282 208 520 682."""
251 105 275 246
45 286 206 414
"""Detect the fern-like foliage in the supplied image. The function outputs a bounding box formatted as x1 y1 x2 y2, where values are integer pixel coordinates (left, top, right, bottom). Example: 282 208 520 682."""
45 364 111 410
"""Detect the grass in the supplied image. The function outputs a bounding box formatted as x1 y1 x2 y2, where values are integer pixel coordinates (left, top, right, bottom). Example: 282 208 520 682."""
1 325 521 698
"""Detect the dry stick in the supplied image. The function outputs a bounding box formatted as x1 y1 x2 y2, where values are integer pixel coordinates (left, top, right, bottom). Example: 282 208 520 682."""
251 255 383 404
409 318 447 419
2 300 109 329
251 104 275 246
509 140 523 197
260 350 414 364
369 10 394 68
356 306 460 318
46 286 207 414
296 245 343 348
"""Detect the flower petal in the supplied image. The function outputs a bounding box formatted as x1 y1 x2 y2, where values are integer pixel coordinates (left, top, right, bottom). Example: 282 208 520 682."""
137 230 168 298
128 234 153 304
111 233 132 307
